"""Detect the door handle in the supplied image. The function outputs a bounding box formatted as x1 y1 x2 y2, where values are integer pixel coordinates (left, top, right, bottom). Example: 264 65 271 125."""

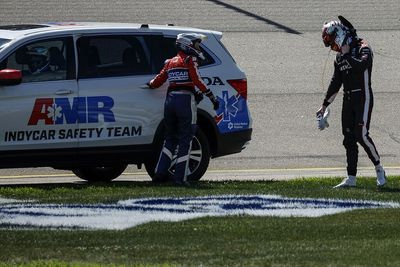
139 84 151 89
55 89 73 95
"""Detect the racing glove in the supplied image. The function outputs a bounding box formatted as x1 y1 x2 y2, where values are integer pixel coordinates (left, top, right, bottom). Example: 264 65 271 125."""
194 90 204 104
316 107 330 131
204 89 219 110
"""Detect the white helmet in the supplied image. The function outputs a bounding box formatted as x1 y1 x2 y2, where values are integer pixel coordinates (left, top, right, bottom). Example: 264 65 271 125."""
322 16 358 52
322 21 350 52
176 33 207 60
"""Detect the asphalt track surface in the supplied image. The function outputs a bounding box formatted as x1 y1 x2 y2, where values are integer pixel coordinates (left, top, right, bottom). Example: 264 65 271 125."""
0 1 399 183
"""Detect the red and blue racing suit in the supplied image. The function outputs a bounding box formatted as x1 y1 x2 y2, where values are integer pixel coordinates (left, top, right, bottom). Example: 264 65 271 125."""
149 51 208 183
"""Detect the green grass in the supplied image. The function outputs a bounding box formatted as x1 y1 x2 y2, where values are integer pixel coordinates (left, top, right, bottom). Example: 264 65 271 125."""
1 176 400 267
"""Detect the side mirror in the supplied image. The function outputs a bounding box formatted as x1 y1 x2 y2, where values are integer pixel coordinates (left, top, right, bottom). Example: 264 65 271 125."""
0 69 22 86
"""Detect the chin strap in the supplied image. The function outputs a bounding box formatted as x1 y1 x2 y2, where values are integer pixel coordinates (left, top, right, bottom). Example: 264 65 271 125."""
187 46 205 60
321 49 331 92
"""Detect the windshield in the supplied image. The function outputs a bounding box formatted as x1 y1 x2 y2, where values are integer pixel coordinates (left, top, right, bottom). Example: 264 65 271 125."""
0 38 11 50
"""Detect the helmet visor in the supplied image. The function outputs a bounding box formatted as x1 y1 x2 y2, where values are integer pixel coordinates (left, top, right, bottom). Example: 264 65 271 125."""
322 33 332 47
322 28 341 52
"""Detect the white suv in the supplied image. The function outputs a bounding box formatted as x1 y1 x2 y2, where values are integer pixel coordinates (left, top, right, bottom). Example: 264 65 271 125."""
0 22 252 182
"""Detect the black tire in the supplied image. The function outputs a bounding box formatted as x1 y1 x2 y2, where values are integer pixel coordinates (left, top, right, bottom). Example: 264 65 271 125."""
72 165 127 182
144 128 211 182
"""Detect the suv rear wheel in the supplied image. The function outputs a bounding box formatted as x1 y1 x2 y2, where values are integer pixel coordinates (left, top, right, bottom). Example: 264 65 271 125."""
145 128 210 182
72 165 128 182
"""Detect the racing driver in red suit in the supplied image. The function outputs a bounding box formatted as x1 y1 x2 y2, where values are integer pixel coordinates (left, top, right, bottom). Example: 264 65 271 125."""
317 17 387 188
148 33 219 186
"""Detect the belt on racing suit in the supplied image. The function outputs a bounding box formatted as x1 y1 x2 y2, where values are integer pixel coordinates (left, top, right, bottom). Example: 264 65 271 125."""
167 86 195 95
344 89 362 94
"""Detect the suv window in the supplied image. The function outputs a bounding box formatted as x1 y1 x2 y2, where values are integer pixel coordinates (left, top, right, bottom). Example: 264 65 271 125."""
0 37 74 83
0 38 11 51
77 35 151 78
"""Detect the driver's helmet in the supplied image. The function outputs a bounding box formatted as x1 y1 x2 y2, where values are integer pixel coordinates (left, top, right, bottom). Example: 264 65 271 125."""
27 46 50 73
322 21 350 52
176 33 207 60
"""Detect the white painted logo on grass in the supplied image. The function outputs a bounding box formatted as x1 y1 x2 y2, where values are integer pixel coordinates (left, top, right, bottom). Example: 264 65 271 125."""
0 195 398 230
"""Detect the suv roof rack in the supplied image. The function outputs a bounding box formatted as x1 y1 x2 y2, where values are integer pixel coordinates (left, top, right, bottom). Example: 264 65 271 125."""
140 24 149 28
0 24 49 31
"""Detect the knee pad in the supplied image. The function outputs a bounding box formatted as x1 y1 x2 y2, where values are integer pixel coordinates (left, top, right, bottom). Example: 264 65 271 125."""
343 133 357 150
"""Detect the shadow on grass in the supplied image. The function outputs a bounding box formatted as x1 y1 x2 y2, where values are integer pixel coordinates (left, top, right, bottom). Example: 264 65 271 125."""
0 179 278 191
377 187 400 193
